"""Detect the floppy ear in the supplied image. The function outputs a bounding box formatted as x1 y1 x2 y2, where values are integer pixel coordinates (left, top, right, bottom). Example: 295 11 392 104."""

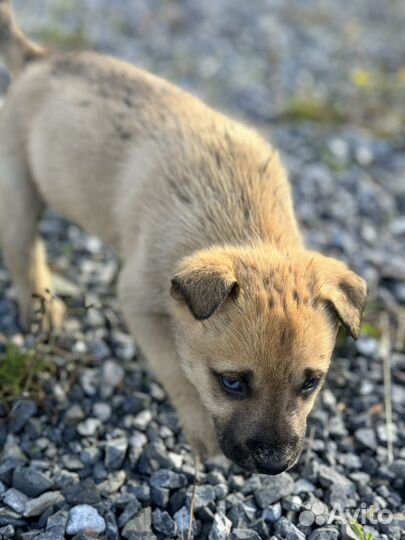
170 251 238 320
319 262 367 340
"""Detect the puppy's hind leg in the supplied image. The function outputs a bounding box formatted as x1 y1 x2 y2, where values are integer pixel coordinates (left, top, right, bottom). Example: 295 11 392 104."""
0 138 65 331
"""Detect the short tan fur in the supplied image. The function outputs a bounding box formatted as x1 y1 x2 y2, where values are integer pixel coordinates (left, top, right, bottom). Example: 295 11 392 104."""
0 1 367 471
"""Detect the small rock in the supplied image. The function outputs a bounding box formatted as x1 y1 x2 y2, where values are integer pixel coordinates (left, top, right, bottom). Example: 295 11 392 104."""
150 469 187 489
133 410 153 431
105 437 128 469
0 525 15 539
129 432 147 464
105 511 119 540
93 402 112 422
101 360 124 387
151 486 170 507
97 470 126 495
118 498 141 528
295 479 316 493
231 529 261 540
308 526 339 540
0 456 24 484
80 369 98 396
3 488 28 514
71 532 102 540
273 517 306 540
354 428 377 449
152 509 177 536
214 484 228 499
193 485 216 509
129 484 151 504
254 473 294 508
0 506 25 527
65 405 86 424
46 509 68 535
62 455 84 471
122 507 152 538
174 506 191 534
66 505 106 535
355 337 378 357
355 145 374 166
262 502 282 523
77 418 102 437
13 467 53 497
209 512 232 540
24 491 64 518
80 446 102 466
282 495 302 512
63 479 101 505
9 400 37 433
319 466 354 490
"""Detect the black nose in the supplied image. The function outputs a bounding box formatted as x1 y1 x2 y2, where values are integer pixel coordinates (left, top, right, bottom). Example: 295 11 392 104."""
246 439 291 475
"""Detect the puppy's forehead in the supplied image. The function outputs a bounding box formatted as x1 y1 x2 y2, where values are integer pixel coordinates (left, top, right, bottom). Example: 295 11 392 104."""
212 258 335 375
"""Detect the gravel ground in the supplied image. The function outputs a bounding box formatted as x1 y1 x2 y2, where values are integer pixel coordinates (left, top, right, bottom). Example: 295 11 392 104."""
0 1 404 539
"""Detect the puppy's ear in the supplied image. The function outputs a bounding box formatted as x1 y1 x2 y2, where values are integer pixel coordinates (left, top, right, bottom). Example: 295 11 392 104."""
317 259 367 340
171 251 238 320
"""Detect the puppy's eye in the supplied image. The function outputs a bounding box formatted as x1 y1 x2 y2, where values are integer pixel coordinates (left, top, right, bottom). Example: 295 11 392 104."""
301 376 321 396
220 375 245 396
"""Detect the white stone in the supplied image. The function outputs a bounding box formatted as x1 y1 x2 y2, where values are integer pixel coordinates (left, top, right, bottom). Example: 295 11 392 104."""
66 504 106 535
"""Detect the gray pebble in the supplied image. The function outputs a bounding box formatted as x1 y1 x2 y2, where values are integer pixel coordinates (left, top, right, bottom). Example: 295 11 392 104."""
209 512 232 540
231 529 261 540
193 484 216 509
122 507 152 538
118 498 141 528
308 527 339 540
150 469 187 489
92 402 112 422
62 479 101 505
13 467 53 497
0 506 26 527
150 486 169 507
77 418 103 437
66 504 106 535
262 502 282 523
105 437 128 469
105 510 120 540
0 525 15 539
23 491 64 518
152 508 177 536
3 488 28 514
9 400 37 434
254 473 294 508
273 516 306 540
132 410 153 431
174 506 191 534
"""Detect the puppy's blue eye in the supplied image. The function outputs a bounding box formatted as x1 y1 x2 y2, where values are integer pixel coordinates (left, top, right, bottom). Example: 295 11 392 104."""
301 376 320 395
221 375 244 394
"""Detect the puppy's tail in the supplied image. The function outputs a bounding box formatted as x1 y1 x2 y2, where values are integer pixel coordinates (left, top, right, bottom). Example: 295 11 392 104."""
0 0 47 78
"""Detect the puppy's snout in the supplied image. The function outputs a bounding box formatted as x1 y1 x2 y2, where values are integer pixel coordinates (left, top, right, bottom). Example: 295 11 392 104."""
246 437 297 475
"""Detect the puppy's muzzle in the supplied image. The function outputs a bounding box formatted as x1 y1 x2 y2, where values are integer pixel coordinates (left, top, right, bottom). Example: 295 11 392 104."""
245 436 301 475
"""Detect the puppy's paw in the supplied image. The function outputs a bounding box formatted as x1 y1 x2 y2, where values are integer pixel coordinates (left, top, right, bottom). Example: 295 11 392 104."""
22 295 67 333
41 296 66 331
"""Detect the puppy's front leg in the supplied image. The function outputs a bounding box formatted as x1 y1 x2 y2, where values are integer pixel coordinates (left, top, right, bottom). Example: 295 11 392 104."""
125 313 219 459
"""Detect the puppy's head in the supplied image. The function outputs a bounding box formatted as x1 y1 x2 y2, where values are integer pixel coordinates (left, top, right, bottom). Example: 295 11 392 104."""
170 246 367 474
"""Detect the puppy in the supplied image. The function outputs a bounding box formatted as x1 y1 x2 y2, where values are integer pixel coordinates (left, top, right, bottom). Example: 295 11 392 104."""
0 1 367 473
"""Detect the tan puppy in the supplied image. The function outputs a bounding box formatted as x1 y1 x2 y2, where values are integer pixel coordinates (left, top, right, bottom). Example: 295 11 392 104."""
0 1 366 473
